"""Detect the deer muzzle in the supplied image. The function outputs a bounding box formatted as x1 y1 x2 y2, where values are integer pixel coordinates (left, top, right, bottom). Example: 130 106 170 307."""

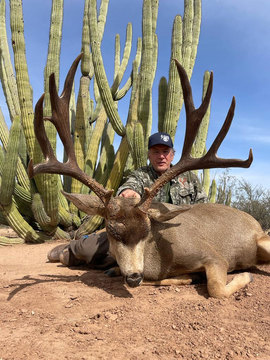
125 272 144 288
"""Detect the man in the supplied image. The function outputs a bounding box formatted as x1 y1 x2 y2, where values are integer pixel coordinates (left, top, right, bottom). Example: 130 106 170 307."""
48 132 208 267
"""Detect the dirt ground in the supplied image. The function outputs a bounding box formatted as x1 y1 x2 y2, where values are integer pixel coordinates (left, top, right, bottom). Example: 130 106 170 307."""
0 227 270 360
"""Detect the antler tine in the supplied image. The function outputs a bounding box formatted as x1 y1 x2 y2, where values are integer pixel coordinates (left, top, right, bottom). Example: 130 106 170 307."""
60 53 83 104
204 96 253 168
28 54 113 204
137 60 253 213
174 59 213 158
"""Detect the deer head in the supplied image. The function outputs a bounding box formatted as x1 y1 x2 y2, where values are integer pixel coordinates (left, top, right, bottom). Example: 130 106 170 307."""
28 54 253 287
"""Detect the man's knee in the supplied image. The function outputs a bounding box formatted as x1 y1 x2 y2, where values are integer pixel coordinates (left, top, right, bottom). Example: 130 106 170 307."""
70 229 109 265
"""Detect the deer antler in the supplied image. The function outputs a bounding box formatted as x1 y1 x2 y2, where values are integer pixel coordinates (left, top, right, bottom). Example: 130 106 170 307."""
28 53 113 204
138 59 253 212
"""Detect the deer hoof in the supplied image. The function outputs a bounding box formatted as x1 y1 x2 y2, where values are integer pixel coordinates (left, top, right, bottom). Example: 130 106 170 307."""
125 273 143 288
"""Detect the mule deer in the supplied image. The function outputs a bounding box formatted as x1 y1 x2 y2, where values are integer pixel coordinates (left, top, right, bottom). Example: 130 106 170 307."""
28 54 270 298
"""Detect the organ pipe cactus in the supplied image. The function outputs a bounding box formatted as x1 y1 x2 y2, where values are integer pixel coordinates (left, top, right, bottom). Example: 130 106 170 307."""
0 0 207 244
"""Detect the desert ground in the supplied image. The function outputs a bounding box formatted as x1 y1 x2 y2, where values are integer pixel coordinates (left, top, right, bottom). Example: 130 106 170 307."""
0 227 270 360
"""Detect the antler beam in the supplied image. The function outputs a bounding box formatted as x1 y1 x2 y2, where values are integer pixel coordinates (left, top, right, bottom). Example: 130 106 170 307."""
28 54 113 204
138 59 253 212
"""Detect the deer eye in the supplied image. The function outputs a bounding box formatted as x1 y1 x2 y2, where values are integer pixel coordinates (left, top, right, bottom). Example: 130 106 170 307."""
106 221 126 242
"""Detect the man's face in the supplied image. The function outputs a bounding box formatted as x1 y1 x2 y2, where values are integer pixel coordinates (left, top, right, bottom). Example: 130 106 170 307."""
148 145 174 175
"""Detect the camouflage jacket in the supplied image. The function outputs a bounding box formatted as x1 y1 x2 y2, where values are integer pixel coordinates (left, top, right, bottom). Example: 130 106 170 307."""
117 165 208 205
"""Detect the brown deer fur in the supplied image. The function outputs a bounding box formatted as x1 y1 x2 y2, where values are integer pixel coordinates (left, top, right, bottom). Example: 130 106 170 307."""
63 194 270 298
28 54 270 298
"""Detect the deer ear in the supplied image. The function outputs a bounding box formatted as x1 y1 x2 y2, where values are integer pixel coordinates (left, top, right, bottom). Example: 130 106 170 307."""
148 205 191 222
62 191 106 217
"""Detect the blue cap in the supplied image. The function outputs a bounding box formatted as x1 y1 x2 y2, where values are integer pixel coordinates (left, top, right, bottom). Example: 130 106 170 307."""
148 132 173 149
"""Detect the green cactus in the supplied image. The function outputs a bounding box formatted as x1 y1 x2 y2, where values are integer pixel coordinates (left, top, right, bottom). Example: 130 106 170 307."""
160 0 201 141
70 0 92 213
94 121 115 185
209 179 217 203
0 0 205 242
192 71 211 160
133 121 146 169
10 0 35 160
202 167 210 197
89 0 126 137
0 0 20 118
137 0 154 150
160 15 182 137
0 114 21 206
35 0 64 227
158 76 167 132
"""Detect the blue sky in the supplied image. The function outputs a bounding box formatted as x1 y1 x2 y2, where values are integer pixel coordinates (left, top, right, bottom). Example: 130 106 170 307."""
1 0 270 189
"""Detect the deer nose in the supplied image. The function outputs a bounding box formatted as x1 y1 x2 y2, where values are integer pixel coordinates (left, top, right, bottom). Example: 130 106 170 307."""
125 273 143 288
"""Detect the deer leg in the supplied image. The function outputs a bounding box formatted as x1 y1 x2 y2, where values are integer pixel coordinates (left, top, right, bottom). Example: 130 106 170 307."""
204 262 253 298
257 235 270 262
142 274 199 286
104 266 121 277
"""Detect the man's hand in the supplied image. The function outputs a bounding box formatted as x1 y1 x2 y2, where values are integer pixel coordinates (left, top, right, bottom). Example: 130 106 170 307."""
119 189 141 199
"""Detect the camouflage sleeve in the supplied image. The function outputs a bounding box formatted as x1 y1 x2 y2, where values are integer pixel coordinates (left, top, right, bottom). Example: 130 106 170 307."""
116 169 146 197
190 172 208 203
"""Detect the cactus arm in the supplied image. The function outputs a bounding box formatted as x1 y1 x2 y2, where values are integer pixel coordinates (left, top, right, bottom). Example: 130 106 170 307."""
14 184 31 203
0 200 45 243
30 192 71 239
148 33 158 133
137 0 153 143
72 0 92 199
125 55 140 161
0 57 16 119
209 179 217 203
31 193 51 228
0 0 21 118
0 152 33 231
0 236 24 245
97 0 109 41
111 22 132 95
151 33 158 87
43 0 63 118
63 82 76 193
161 15 182 138
35 0 64 227
78 135 131 236
0 107 10 148
114 33 120 79
161 0 201 140
151 0 159 35
0 114 21 206
81 0 91 76
133 121 145 169
70 76 91 213
192 71 211 159
90 97 103 124
10 0 36 160
114 77 132 101
188 0 201 78
84 107 108 178
202 167 210 196
182 0 193 73
114 37 142 101
94 121 115 185
0 108 30 191
158 76 167 131
89 0 125 136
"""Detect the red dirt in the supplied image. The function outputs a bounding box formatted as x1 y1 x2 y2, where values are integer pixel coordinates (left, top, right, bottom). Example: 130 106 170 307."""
0 228 270 360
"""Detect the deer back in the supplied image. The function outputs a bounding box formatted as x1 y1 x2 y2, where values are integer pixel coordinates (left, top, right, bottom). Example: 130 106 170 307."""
142 202 262 280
